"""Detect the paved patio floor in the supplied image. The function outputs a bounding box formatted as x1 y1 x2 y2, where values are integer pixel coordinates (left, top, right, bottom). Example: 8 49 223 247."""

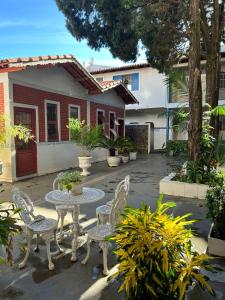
1 154 225 300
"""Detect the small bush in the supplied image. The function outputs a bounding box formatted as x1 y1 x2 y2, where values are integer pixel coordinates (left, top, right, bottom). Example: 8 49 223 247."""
111 195 215 300
164 140 187 157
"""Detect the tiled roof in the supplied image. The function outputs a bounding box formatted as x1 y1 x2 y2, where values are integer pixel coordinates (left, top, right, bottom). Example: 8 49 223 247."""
0 54 138 105
0 54 74 65
99 80 122 89
100 80 138 104
91 62 150 74
0 54 102 94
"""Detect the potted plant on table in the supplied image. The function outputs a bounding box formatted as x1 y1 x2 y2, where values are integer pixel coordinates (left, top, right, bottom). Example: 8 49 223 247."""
206 177 225 257
58 171 82 195
99 136 120 167
67 119 102 176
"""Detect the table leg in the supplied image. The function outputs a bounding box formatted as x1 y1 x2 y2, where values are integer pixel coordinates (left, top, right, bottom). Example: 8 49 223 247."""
71 204 80 262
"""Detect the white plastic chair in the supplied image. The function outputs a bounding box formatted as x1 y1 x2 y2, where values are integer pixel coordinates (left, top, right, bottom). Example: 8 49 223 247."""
96 175 130 225
82 177 129 275
12 187 61 270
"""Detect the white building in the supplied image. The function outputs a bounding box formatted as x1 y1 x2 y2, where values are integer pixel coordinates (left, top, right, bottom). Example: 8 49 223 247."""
90 55 225 151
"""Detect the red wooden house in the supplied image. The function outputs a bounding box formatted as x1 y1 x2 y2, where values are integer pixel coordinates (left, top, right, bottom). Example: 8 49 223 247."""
0 55 138 182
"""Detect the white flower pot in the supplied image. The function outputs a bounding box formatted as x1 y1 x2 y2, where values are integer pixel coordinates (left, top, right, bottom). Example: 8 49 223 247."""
121 156 129 163
129 152 137 160
208 223 225 257
107 156 120 167
78 156 92 176
0 161 3 175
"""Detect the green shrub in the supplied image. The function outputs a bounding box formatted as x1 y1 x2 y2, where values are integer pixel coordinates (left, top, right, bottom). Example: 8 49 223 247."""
67 119 102 155
0 205 20 265
111 195 216 300
164 140 187 156
206 185 225 240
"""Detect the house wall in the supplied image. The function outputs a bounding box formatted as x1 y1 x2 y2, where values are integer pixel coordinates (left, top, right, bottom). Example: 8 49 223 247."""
0 65 126 181
0 73 15 181
92 67 167 110
126 109 167 150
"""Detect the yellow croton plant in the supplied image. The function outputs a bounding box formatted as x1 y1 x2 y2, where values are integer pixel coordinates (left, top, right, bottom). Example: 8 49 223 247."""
110 195 216 300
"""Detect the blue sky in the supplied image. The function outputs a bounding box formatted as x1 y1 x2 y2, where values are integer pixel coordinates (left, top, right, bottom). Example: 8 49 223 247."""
0 0 145 66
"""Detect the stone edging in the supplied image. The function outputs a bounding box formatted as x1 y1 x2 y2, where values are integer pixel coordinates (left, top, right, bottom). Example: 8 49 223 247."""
159 172 209 199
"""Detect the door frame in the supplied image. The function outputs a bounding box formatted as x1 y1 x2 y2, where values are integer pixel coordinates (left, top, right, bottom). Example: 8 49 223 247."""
13 104 38 178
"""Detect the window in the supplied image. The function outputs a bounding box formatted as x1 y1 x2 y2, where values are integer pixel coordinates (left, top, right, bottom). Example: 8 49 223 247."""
97 110 105 128
220 73 225 89
96 77 103 82
109 112 116 139
113 73 139 91
46 102 59 141
69 105 80 120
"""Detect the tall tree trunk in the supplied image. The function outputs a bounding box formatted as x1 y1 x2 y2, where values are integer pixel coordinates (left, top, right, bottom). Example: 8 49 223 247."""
201 0 225 137
206 50 221 136
188 0 202 161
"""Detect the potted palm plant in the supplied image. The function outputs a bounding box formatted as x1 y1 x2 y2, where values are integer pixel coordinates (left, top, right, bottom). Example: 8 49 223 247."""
58 171 82 195
67 119 102 176
117 137 131 163
129 140 138 160
99 136 120 167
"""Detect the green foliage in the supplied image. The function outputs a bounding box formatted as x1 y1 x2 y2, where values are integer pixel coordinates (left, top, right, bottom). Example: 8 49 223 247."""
98 136 120 153
0 115 33 145
58 171 81 191
214 139 225 166
67 119 102 155
164 140 187 157
111 195 215 300
0 204 21 265
55 0 189 72
117 137 133 155
206 185 225 240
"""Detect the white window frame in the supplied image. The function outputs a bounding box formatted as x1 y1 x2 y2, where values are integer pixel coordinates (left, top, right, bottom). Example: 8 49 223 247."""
68 104 80 140
45 100 61 142
117 117 125 136
109 111 116 136
68 104 80 120
113 71 140 92
96 109 105 130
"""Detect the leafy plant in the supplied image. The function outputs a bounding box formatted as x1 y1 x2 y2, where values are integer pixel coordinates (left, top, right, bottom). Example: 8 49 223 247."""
0 114 34 145
206 185 225 240
58 171 81 191
111 195 216 300
214 139 225 167
0 204 21 265
117 137 133 155
67 119 102 156
99 136 120 156
164 140 187 157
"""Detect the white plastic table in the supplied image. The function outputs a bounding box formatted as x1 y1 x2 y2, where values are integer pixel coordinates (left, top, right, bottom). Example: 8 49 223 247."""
45 187 105 262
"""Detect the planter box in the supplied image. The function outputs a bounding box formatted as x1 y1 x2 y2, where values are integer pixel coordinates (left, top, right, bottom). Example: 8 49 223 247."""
208 223 225 257
159 173 209 199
